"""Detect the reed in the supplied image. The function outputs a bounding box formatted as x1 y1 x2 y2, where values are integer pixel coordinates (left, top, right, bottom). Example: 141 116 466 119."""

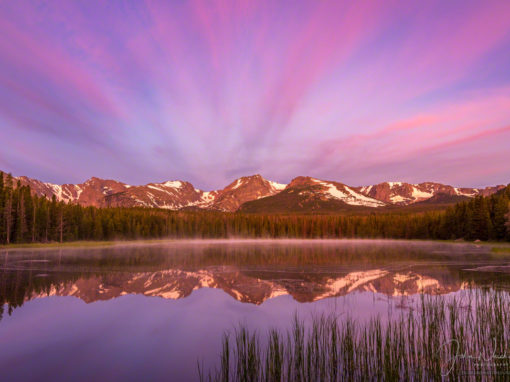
201 288 510 381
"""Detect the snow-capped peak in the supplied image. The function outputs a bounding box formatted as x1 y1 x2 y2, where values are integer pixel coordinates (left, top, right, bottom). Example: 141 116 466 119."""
162 180 183 188
312 179 385 207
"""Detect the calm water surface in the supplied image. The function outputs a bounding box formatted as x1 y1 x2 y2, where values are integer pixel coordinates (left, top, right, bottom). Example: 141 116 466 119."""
1 240 509 381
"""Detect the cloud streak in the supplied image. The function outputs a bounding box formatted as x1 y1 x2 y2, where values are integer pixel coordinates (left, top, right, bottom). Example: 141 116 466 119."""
0 0 509 189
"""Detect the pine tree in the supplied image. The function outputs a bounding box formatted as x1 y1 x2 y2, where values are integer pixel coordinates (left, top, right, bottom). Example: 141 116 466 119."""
471 197 492 241
32 200 36 242
505 203 510 240
493 195 509 240
0 171 4 242
16 185 27 243
93 213 103 240
4 174 13 244
58 206 64 243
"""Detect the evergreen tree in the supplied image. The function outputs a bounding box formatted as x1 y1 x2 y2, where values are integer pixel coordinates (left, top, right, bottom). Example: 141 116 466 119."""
4 174 13 244
493 196 509 240
93 213 103 240
505 204 510 240
0 171 4 241
15 184 27 242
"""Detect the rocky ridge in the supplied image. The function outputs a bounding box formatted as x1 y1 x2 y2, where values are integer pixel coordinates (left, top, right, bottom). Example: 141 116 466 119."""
5 172 505 212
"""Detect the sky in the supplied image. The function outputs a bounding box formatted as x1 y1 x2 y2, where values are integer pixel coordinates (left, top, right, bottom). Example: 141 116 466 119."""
1 0 510 190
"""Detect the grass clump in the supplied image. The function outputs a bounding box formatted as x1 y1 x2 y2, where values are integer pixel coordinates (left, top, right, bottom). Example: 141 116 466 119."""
201 289 510 381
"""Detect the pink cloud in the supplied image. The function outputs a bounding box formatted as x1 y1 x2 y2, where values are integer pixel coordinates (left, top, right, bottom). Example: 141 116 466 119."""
0 0 509 188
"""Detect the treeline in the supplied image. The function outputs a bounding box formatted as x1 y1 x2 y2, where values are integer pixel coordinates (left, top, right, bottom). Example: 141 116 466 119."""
1 171 509 244
441 187 510 241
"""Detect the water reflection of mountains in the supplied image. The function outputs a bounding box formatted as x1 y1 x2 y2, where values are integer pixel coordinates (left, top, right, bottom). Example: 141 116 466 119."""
2 241 510 314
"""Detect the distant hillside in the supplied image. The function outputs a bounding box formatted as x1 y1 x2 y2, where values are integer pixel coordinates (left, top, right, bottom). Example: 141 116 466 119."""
239 178 488 214
2 170 505 213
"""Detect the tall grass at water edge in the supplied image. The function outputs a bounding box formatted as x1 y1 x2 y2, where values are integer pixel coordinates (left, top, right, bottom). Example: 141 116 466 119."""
199 289 510 381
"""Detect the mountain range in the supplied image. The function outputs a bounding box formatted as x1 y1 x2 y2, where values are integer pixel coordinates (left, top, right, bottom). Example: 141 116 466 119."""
8 172 506 213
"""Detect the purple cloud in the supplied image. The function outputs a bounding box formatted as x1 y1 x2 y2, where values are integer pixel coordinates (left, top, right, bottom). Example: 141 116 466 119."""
1 0 509 189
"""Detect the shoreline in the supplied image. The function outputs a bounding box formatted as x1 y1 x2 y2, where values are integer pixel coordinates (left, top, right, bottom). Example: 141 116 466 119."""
1 237 509 251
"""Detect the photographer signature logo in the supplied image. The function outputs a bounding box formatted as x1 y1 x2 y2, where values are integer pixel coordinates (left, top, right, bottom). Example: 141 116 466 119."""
440 339 510 377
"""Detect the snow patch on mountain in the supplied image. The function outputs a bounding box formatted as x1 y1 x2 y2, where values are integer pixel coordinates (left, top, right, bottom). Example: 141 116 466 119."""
390 195 407 203
162 180 183 188
411 187 433 201
268 181 287 191
454 187 477 197
343 186 385 207
360 185 373 194
312 179 385 207
200 191 216 203
147 185 171 193
231 179 243 190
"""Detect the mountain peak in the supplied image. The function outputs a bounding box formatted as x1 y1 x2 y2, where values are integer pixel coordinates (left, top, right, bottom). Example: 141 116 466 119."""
244 174 263 179
288 176 319 187
83 176 122 185
7 171 505 212
159 180 184 188
211 174 286 211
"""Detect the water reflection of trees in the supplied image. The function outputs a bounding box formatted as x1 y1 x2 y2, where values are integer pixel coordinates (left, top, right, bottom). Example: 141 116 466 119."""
0 269 95 316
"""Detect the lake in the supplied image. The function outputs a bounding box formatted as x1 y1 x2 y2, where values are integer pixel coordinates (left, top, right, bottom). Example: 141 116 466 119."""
1 240 510 381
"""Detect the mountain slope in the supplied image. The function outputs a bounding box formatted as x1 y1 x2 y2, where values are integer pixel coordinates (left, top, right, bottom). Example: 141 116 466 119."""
4 171 505 213
240 177 385 213
16 176 129 207
104 180 208 209
356 181 504 205
9 172 287 212
206 174 286 211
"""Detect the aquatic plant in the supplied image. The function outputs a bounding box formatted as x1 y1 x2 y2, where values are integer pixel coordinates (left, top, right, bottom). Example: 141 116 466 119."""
201 288 510 381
